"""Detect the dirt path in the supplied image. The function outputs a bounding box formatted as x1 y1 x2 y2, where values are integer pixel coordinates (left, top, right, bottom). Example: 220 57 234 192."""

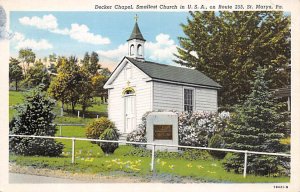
9 163 206 183
9 163 148 183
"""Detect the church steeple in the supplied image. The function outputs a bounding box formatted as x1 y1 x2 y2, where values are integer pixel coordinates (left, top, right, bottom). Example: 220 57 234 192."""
127 14 146 60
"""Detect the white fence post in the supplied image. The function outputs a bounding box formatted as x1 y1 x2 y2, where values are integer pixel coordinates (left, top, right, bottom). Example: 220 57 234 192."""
243 151 248 178
60 108 63 116
151 144 156 172
72 138 76 164
78 111 80 118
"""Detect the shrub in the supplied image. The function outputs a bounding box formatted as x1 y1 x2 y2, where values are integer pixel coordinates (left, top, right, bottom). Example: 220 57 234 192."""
99 126 120 154
178 111 230 147
9 86 63 156
86 117 115 144
126 112 149 147
208 134 226 159
125 147 212 161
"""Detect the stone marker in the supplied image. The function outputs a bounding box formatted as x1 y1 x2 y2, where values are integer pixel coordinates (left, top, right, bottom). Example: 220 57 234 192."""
146 112 178 152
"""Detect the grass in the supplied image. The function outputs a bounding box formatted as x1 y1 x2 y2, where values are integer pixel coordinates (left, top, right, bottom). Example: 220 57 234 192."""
9 90 290 183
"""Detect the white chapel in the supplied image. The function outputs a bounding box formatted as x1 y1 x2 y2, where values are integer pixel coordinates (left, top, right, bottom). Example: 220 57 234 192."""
104 18 221 134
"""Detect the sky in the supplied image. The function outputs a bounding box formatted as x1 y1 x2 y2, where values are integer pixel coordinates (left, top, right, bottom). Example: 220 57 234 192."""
9 12 190 70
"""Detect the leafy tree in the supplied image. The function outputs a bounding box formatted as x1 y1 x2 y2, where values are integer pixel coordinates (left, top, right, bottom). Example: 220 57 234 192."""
91 74 107 99
18 48 36 76
9 85 64 156
48 56 80 112
82 51 100 75
78 68 94 114
48 53 58 73
99 67 111 78
82 52 90 68
223 67 290 176
9 57 23 91
175 11 290 109
89 51 101 75
21 60 50 90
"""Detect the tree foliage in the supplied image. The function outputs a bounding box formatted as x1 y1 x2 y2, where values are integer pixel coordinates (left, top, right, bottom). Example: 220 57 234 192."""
21 60 50 90
18 48 36 76
82 51 101 76
9 86 64 156
223 67 290 176
9 57 23 91
48 56 94 113
175 11 290 109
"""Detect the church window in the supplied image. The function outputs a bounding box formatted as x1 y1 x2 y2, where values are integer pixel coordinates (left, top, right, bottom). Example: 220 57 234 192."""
137 44 142 56
184 88 194 112
130 44 134 56
122 87 135 96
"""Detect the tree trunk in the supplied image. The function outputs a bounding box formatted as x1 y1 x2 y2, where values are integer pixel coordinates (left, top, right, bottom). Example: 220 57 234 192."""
15 80 18 91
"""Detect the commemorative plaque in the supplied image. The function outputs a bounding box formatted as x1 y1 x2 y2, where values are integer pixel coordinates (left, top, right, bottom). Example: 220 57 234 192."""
153 125 173 140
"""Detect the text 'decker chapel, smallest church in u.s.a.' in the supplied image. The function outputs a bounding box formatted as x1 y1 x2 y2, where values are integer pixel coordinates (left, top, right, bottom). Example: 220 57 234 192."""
103 17 221 134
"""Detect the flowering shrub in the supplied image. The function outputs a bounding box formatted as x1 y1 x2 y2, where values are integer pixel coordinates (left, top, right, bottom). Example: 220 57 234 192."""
126 112 149 147
126 110 230 151
178 111 230 147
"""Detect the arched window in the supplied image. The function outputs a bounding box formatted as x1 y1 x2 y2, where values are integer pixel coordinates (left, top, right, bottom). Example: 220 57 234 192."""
130 44 134 56
137 44 142 56
122 87 135 96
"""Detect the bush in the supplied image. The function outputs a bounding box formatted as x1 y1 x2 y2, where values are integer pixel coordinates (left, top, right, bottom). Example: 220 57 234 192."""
125 147 212 161
99 126 120 154
223 153 289 176
9 86 63 156
208 134 226 159
178 111 230 147
86 117 115 144
126 112 149 147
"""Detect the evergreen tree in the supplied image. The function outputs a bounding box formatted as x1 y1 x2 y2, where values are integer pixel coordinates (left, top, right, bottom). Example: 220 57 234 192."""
175 11 290 109
9 85 64 156
223 67 289 176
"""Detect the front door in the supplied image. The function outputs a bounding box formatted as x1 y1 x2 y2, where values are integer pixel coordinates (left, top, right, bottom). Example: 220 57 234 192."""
125 95 136 133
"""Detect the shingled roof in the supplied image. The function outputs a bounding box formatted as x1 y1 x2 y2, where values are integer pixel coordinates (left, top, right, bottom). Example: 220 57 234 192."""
127 22 146 41
126 57 221 89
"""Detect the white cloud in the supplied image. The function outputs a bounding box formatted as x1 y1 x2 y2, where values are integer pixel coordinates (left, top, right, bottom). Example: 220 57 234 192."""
68 24 110 45
145 33 178 63
97 33 178 64
97 43 127 61
19 14 58 30
12 32 53 51
18 14 110 45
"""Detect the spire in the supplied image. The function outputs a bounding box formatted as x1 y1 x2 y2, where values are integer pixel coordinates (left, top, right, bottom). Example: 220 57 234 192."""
127 15 145 42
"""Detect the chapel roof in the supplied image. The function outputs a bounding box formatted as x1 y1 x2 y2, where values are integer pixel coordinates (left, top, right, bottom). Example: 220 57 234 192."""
125 57 222 89
127 22 146 41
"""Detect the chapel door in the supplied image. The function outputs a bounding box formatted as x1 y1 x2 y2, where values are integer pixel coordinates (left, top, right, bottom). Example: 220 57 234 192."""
125 95 136 133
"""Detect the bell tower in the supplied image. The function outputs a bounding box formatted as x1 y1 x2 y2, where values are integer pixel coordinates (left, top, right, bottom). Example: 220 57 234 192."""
127 14 146 60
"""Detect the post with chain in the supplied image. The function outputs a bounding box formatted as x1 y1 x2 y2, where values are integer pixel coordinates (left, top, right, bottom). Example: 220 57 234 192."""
72 138 76 164
243 151 248 178
151 144 156 172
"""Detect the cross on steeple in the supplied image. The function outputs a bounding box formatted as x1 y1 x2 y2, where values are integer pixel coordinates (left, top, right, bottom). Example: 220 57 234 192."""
134 14 139 22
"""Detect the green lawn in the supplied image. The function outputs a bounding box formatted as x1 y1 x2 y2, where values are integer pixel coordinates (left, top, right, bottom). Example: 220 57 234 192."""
9 90 290 183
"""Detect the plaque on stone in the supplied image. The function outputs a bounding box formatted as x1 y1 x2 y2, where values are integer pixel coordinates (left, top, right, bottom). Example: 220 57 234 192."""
153 125 172 140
